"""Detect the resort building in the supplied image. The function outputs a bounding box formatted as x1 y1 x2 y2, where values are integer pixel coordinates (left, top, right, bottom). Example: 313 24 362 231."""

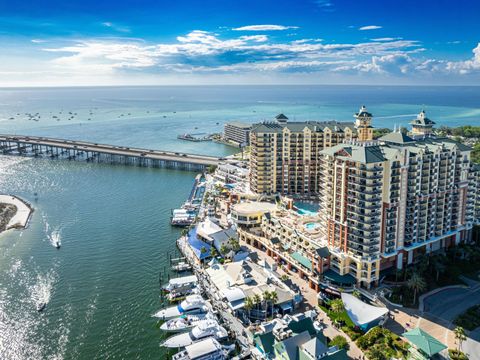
252 311 348 360
223 121 252 146
249 113 357 195
240 109 480 290
205 258 300 318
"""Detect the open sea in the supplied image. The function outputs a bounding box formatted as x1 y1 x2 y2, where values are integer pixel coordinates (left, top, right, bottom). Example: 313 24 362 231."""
0 85 479 359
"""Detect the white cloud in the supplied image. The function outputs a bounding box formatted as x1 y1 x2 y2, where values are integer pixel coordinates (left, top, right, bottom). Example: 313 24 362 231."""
31 39 46 43
314 0 334 11
359 25 382 31
371 37 402 42
101 21 130 33
446 43 480 74
232 25 298 31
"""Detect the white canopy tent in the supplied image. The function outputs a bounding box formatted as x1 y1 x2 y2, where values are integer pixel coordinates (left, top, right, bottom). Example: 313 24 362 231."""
341 293 388 330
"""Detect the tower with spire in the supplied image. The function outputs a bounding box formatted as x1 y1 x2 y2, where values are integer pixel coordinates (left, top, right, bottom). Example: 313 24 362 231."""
410 110 435 137
354 105 374 142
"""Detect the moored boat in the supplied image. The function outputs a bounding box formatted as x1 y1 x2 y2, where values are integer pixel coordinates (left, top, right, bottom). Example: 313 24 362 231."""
161 319 228 348
172 338 227 360
162 275 197 293
160 312 215 333
152 295 208 320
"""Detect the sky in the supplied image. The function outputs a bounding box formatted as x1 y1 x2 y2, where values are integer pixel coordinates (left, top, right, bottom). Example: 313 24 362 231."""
0 0 479 86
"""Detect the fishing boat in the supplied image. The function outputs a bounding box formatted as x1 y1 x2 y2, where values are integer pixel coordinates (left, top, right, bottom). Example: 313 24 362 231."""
162 275 197 293
161 320 228 348
160 312 215 333
167 287 201 302
172 338 228 360
152 295 208 320
172 261 192 272
36 302 46 312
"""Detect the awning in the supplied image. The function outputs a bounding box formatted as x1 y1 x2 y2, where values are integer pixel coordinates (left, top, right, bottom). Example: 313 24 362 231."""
279 302 293 311
341 293 388 328
322 269 356 285
291 251 312 269
402 328 447 357
221 287 246 302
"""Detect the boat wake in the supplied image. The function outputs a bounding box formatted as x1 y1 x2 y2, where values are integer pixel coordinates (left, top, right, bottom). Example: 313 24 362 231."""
30 272 55 312
43 215 63 249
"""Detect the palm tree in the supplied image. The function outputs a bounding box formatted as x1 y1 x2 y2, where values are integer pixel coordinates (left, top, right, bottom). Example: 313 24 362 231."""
330 299 344 313
431 255 447 282
253 294 262 311
210 247 218 258
200 246 208 262
407 273 426 305
262 290 271 315
181 228 189 238
244 296 254 319
229 238 240 252
220 243 228 256
352 290 361 299
269 291 278 317
454 326 467 351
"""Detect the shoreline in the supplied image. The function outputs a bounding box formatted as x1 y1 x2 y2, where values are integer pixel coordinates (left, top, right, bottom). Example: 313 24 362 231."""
0 194 33 234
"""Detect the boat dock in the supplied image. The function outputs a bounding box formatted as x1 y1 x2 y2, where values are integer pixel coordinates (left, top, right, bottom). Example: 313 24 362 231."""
177 133 213 142
171 174 206 226
0 134 221 171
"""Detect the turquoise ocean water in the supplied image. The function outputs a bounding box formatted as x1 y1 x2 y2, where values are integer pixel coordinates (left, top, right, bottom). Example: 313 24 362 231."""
0 86 478 359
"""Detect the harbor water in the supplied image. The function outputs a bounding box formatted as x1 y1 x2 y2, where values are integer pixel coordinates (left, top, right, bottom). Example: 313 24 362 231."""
0 85 479 359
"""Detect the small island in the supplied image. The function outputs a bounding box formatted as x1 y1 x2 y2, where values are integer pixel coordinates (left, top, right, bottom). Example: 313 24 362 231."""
0 195 33 233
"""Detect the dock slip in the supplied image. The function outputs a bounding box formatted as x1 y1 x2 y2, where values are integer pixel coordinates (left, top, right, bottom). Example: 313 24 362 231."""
0 134 223 171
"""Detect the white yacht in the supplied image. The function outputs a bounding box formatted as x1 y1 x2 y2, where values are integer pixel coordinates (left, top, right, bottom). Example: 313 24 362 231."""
162 275 197 293
172 338 227 360
153 295 208 320
161 319 228 348
160 313 215 333
167 287 200 302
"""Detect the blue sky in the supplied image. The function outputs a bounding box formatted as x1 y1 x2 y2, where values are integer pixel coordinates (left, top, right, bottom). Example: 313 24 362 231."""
0 0 479 86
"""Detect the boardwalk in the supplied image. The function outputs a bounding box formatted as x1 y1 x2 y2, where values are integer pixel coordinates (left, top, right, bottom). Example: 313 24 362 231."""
0 134 222 171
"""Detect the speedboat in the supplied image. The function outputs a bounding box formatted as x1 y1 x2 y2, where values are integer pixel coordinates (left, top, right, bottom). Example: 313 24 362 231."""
36 302 46 312
167 287 200 303
161 319 228 348
153 295 208 320
172 261 192 272
55 241 61 249
162 275 197 293
172 338 228 360
160 313 215 333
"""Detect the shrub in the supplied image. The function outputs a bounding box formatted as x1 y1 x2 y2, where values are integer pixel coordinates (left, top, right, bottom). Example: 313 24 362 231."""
449 349 469 360
329 335 349 350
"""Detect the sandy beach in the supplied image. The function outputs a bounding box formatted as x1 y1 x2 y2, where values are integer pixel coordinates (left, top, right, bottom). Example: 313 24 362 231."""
0 194 33 232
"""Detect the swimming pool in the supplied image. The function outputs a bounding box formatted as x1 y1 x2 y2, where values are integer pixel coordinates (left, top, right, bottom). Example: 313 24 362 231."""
295 201 319 216
304 222 320 230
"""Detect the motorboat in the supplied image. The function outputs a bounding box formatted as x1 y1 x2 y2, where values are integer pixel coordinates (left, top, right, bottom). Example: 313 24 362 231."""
162 275 197 293
153 295 208 320
167 287 200 303
55 241 61 249
172 338 228 360
172 261 192 272
161 319 228 348
36 302 46 312
160 313 215 333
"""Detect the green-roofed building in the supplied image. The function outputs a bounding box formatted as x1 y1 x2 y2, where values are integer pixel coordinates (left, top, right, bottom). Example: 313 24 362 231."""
402 327 447 358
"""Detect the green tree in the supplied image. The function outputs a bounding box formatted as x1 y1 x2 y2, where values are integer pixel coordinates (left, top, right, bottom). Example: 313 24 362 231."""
407 273 427 305
181 228 189 237
210 247 218 258
200 246 208 262
454 326 467 351
269 291 278 316
262 290 271 314
431 255 447 282
253 294 262 310
229 238 240 252
352 289 361 299
329 335 349 350
330 299 344 313
220 243 228 256
244 296 254 319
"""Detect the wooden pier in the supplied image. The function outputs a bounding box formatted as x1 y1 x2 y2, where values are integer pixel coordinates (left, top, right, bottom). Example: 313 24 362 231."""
0 134 222 171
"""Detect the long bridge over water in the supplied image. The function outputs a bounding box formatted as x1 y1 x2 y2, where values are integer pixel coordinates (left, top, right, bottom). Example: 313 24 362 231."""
0 135 222 171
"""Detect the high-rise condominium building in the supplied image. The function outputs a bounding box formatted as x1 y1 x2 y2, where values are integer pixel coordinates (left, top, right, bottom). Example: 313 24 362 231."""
318 111 478 287
249 112 369 194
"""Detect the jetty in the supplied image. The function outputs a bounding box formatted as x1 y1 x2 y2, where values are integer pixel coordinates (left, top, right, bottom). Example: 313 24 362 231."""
0 134 222 171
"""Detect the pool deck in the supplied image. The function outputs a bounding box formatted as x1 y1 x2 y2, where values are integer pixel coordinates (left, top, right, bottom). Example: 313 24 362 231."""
0 194 33 232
